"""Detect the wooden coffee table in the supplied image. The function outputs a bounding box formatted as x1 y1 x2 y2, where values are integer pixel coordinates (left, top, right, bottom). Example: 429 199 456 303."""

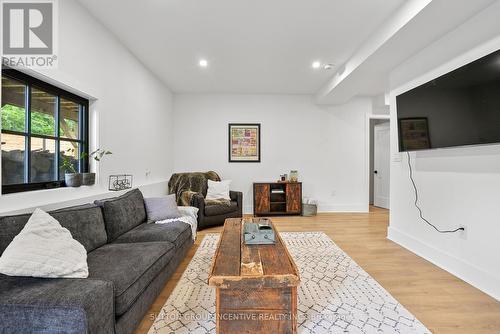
208 218 300 334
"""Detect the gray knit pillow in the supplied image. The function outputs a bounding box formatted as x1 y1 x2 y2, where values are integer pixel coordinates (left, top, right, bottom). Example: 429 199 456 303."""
144 195 181 222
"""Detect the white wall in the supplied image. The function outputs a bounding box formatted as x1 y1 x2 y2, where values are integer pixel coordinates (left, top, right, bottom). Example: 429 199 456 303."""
173 94 371 214
0 0 174 214
388 1 500 300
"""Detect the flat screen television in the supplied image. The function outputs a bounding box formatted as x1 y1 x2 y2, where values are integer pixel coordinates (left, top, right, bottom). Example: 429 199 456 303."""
396 49 500 152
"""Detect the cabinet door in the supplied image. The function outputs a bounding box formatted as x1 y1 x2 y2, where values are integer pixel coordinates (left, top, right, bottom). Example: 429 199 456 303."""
254 184 270 214
286 183 301 213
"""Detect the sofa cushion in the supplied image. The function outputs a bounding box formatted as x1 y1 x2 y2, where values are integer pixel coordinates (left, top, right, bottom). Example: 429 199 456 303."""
204 201 239 216
0 204 107 255
87 241 175 316
0 274 115 334
94 189 147 242
50 204 107 252
113 222 192 249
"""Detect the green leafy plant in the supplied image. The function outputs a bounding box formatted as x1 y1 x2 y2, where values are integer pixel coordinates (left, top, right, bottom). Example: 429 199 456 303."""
61 148 77 174
1 104 57 135
81 148 112 162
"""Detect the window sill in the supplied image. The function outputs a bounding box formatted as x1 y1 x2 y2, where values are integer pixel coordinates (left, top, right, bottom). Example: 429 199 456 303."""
2 184 102 196
0 185 107 214
0 179 169 215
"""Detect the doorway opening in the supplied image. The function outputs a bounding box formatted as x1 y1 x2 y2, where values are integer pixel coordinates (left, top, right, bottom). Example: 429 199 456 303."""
369 118 390 209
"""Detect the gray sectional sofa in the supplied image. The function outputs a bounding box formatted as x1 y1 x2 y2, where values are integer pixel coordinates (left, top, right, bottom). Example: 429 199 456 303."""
0 189 193 334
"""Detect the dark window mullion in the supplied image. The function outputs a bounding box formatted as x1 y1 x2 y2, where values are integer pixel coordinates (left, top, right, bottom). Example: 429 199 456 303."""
55 96 60 180
29 133 59 141
1 129 28 136
85 103 89 173
79 104 85 173
59 138 83 144
3 69 88 105
25 85 31 183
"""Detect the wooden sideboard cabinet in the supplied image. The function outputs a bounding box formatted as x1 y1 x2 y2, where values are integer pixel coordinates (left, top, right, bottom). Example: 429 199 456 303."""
253 182 302 216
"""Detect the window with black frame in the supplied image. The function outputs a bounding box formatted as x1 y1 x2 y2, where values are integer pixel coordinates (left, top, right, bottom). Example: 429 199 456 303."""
1 69 89 194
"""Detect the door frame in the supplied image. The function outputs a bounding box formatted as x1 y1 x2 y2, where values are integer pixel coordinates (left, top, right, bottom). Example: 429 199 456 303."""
373 121 390 209
364 114 390 211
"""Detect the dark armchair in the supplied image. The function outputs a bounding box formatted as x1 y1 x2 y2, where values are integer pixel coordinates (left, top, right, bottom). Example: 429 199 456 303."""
192 190 243 229
168 171 243 230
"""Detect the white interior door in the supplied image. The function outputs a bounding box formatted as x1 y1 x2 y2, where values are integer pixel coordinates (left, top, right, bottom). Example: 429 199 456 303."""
374 122 390 209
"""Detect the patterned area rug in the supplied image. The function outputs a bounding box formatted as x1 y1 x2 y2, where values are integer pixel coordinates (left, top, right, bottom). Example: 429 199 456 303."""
148 232 431 334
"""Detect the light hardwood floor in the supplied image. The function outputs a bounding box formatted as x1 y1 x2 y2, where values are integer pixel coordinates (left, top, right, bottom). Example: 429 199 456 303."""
135 207 500 334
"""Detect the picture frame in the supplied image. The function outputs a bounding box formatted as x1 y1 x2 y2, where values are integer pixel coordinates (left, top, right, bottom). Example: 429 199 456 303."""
398 117 431 151
228 123 261 162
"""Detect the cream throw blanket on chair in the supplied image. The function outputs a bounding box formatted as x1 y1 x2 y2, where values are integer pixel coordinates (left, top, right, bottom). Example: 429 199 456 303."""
0 208 89 278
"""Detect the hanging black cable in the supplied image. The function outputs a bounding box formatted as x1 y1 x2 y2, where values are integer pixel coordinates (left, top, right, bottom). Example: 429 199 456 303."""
406 151 464 234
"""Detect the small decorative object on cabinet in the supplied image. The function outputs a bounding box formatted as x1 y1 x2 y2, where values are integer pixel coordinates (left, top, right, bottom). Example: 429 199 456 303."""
109 174 133 191
253 182 302 216
289 170 299 182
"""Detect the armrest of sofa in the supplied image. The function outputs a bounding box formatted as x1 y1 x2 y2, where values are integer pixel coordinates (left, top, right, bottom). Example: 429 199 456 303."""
230 191 243 217
191 193 206 220
0 304 88 334
0 275 115 334
230 190 242 206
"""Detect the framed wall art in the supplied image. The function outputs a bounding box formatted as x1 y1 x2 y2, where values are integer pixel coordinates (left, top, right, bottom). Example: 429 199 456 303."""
228 123 261 162
398 117 431 151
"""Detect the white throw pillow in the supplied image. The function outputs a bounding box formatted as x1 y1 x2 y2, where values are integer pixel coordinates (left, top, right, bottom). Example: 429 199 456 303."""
206 180 232 200
0 208 89 278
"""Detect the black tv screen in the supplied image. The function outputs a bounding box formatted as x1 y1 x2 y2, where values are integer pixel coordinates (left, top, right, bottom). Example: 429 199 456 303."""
396 49 500 152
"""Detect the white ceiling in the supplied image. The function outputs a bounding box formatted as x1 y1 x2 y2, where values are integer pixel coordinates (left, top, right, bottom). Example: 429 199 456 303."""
78 0 405 94
316 0 499 104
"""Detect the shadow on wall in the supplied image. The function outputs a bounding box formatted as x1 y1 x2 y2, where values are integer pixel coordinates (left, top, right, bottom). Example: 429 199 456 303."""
410 144 500 174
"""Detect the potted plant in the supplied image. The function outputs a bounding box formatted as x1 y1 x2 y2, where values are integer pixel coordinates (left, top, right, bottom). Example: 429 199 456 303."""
61 149 82 187
81 148 112 186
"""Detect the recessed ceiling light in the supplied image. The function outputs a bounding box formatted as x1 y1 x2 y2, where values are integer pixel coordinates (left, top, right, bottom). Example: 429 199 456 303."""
312 61 321 69
199 59 208 68
323 63 334 70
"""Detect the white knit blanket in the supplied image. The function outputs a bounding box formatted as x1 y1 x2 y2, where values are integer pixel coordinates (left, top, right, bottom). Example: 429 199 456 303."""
155 206 198 240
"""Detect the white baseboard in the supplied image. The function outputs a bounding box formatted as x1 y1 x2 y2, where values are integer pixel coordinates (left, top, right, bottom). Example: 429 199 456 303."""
243 206 253 215
318 203 369 213
243 203 369 215
388 226 500 301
